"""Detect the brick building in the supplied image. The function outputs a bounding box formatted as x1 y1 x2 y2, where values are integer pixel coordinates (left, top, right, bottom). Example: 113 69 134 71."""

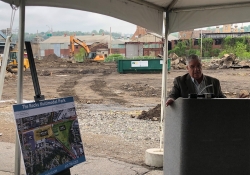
174 24 247 50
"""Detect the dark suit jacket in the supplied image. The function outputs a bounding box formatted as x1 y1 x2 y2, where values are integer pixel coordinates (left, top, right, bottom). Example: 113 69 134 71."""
167 73 226 99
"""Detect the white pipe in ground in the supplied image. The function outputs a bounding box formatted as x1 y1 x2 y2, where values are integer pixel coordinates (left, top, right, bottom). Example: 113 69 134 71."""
145 148 164 167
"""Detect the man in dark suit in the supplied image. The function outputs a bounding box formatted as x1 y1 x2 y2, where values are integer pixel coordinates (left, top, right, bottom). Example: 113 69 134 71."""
166 54 226 106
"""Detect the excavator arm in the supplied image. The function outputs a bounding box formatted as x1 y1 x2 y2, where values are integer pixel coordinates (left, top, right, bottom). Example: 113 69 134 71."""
70 35 90 58
69 35 105 62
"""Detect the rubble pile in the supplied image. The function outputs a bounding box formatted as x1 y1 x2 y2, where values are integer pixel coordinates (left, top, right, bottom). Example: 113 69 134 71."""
169 53 186 70
207 54 250 69
168 53 250 70
207 53 239 69
137 104 161 121
4 72 16 80
238 90 250 98
42 54 64 62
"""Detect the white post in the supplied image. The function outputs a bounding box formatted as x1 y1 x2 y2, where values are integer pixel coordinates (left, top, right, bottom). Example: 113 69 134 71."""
0 36 11 100
160 11 169 150
110 27 112 55
15 0 25 174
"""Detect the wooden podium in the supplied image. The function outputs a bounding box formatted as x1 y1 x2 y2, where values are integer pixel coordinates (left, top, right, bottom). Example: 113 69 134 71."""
164 98 250 175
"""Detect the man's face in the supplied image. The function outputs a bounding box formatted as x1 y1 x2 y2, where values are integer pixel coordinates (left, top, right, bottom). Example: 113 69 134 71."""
186 59 202 80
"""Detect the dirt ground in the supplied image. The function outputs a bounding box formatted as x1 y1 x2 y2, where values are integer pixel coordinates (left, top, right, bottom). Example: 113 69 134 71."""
0 54 250 167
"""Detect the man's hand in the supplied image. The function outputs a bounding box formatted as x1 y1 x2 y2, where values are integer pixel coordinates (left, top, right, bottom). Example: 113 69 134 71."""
166 98 174 106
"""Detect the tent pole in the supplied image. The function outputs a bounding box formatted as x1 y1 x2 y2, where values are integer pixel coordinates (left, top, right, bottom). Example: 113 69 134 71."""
160 11 169 150
15 0 25 174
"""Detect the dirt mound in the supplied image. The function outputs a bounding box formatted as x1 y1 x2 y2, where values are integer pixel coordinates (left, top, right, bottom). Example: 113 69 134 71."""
42 54 64 62
137 104 161 121
35 55 107 69
121 83 161 97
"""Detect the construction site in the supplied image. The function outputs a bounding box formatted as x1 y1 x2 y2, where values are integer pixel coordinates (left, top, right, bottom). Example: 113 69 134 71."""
1 0 250 174
1 20 250 175
0 52 250 172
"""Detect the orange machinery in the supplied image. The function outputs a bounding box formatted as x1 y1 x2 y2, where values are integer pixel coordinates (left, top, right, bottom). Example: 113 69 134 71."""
69 35 105 62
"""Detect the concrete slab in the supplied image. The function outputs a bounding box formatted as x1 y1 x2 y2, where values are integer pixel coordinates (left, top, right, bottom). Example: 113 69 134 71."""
0 142 163 175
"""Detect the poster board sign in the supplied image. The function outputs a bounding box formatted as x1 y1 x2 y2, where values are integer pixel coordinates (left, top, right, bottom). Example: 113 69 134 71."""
13 97 85 175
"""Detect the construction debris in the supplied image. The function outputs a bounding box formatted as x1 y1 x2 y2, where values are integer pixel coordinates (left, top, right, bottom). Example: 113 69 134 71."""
137 104 161 121
238 90 250 98
169 53 250 70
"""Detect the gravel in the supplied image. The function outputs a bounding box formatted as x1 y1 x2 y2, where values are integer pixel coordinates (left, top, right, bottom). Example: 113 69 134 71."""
76 104 162 145
0 103 162 148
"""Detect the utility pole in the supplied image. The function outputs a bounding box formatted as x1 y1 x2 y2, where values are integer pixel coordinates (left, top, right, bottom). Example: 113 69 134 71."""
110 27 112 55
200 29 203 57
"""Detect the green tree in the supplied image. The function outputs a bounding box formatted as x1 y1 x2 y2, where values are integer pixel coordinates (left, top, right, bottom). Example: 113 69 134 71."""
234 41 250 58
188 49 197 55
75 48 87 62
91 30 98 34
198 38 213 57
211 49 220 57
219 36 250 59
170 40 187 56
99 29 105 34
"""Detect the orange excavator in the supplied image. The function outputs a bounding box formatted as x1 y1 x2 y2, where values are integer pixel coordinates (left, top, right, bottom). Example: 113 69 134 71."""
69 35 105 62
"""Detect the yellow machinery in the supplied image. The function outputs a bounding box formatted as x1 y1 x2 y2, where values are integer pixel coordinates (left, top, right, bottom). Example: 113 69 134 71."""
6 50 30 73
69 35 105 62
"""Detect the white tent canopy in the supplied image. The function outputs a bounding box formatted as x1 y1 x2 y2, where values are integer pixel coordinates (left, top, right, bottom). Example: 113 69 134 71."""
2 0 250 34
1 0 250 174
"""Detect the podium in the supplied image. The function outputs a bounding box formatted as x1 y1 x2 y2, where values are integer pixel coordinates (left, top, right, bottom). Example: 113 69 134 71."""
164 98 250 175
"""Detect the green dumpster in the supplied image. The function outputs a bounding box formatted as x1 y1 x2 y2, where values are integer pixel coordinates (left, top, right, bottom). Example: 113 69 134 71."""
117 59 166 74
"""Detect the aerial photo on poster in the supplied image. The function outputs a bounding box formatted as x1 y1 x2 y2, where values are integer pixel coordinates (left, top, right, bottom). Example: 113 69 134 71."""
13 97 85 175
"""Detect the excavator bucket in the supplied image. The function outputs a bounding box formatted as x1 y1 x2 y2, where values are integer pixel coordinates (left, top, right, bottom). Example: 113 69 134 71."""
6 65 18 73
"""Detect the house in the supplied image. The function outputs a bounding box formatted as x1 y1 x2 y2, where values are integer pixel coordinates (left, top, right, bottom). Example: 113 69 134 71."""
127 26 178 58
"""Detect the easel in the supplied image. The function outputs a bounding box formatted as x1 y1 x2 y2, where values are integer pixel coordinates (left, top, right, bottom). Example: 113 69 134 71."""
25 41 71 175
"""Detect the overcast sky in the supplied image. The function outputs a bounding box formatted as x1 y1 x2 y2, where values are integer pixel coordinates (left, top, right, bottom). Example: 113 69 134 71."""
1 1 250 36
0 1 137 35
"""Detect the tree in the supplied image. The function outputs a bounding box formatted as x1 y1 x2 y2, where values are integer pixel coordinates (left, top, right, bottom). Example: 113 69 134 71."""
91 30 98 34
99 29 105 34
219 36 250 59
169 40 187 56
198 38 213 57
75 48 87 62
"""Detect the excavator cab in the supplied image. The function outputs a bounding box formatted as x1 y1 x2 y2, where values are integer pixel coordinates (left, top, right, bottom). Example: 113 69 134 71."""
8 51 17 64
87 52 96 59
87 52 105 61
